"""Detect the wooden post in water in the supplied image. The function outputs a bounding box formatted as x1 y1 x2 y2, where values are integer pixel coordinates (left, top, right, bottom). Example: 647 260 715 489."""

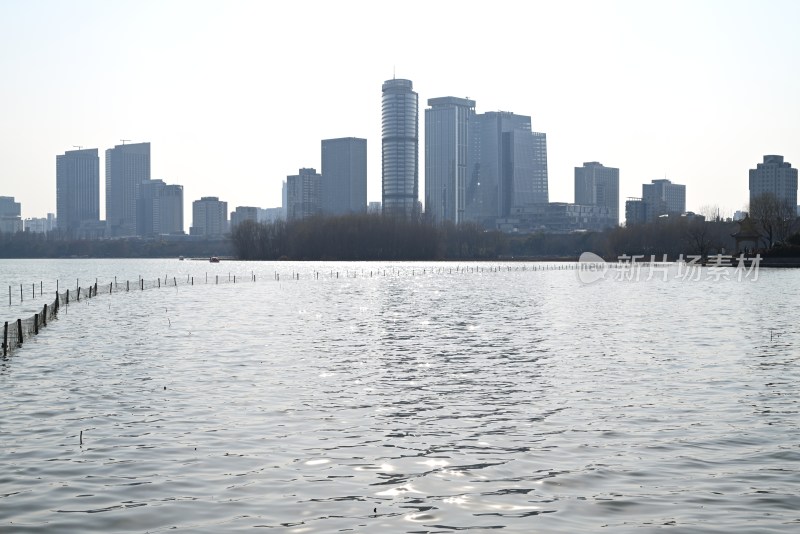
32 283 35 299
174 277 176 286
158 279 160 288
141 279 144 290
66 289 69 304
127 280 129 292
34 314 38 335
43 304 47 326
20 284 23 302
17 318 23 345
77 287 81 301
3 321 7 356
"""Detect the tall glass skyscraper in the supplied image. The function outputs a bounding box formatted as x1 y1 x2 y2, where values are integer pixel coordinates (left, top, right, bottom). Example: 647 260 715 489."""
382 79 418 218
56 148 99 237
106 142 151 237
425 97 475 224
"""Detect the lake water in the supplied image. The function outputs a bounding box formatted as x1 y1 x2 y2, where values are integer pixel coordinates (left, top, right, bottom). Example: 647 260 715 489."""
1 259 799 533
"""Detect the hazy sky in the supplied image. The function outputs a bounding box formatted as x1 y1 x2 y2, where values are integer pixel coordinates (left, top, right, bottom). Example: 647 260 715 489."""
1 0 799 222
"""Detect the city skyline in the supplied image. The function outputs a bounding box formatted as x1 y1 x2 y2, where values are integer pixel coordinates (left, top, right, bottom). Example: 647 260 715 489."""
1 1 799 221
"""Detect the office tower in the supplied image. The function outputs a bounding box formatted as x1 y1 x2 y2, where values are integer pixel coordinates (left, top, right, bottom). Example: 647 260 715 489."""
381 78 419 218
158 184 184 235
749 155 798 207
574 162 620 227
425 97 475 224
136 180 163 237
321 137 367 215
230 206 260 230
281 180 288 220
465 111 548 226
56 148 100 237
286 168 322 220
106 142 151 237
642 179 686 220
136 180 184 236
0 196 22 234
625 198 647 226
190 196 228 237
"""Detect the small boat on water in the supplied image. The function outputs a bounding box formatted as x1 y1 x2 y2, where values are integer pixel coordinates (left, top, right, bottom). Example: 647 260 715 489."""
209 256 220 263
179 256 185 261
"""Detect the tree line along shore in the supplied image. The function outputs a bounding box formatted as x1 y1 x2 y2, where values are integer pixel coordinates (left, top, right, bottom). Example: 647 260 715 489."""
2 212 799 262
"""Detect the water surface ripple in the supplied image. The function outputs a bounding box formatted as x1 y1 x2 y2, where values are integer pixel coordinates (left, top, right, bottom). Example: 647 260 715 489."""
1 260 799 532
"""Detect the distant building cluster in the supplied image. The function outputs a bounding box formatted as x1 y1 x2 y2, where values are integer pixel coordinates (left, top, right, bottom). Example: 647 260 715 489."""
625 179 687 225
48 142 186 239
3 78 799 239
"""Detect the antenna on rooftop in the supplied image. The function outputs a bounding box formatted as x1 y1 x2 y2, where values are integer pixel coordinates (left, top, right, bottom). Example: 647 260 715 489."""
121 139 131 145
72 145 82 150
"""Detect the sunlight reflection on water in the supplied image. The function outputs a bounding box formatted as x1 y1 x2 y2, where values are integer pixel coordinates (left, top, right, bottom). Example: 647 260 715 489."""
0 259 799 532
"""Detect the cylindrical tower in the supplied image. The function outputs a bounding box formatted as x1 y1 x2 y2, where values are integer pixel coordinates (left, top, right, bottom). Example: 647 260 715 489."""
381 79 419 218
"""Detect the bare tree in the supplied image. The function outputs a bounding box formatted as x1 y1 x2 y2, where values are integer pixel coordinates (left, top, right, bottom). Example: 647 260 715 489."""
749 193 797 248
697 204 733 222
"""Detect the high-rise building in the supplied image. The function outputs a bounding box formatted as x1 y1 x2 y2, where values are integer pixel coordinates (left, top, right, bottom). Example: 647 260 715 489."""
286 168 322 220
465 111 548 226
106 142 151 237
425 97 475 224
190 196 227 237
0 196 22 234
259 207 284 224
642 179 686 220
56 148 100 237
230 206 260 230
574 162 619 227
749 155 798 207
382 78 419 218
321 137 367 215
625 197 647 226
136 180 184 236
158 184 184 235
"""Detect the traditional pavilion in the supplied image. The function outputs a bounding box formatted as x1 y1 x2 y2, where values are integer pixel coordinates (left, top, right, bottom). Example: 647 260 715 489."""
731 215 761 255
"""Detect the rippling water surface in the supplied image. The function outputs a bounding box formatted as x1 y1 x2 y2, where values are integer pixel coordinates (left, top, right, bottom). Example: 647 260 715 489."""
1 259 799 532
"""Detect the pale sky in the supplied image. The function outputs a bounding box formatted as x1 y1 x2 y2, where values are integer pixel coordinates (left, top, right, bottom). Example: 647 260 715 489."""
1 0 799 223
